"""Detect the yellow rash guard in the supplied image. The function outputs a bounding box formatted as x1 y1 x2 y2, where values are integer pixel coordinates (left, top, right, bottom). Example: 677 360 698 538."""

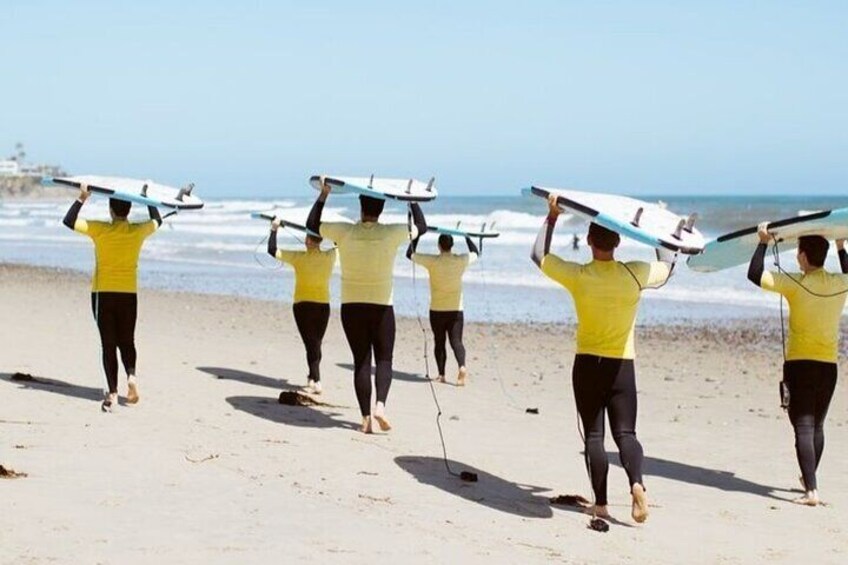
319 222 410 305
411 252 477 311
760 269 848 363
275 248 337 304
74 219 158 293
541 255 670 359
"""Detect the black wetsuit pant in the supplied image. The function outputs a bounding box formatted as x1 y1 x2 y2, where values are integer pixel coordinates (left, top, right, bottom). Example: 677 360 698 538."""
340 303 395 417
292 302 330 382
784 360 837 491
429 310 466 376
91 292 138 395
572 354 644 507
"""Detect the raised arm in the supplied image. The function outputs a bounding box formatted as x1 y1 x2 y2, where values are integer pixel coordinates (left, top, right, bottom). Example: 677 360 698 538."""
63 185 90 230
148 205 163 227
466 236 479 257
267 218 281 257
408 202 427 241
306 176 330 234
747 222 770 286
531 194 560 268
838 239 848 274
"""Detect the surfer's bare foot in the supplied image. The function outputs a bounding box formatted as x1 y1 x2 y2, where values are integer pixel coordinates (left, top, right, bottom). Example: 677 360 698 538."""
793 491 820 507
304 380 322 395
126 376 139 405
101 392 117 413
799 475 807 491
457 367 468 387
360 416 373 434
431 374 445 383
631 483 649 523
374 402 392 431
585 505 610 519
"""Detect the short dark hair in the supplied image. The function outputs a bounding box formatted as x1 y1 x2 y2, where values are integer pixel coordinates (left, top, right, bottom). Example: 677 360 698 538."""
109 198 132 218
438 234 454 251
306 234 323 245
359 195 385 218
588 223 620 252
798 235 828 267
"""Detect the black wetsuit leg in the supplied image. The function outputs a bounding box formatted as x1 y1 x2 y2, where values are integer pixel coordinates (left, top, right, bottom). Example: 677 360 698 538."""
91 292 138 394
429 311 449 376
341 304 395 416
784 360 838 491
572 354 644 506
447 311 466 368
292 302 330 382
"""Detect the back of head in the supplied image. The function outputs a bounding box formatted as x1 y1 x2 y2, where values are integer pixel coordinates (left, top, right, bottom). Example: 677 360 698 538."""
438 234 454 252
587 223 620 252
306 234 323 248
359 195 385 219
798 235 828 268
109 198 132 219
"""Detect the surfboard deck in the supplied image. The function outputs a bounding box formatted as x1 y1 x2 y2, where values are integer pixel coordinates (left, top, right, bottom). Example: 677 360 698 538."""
309 175 437 202
687 208 848 272
252 208 352 239
46 175 203 210
251 212 318 237
427 225 500 239
524 187 705 254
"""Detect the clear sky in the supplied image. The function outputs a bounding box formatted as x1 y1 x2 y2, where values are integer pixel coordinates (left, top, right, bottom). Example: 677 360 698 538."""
1 1 846 197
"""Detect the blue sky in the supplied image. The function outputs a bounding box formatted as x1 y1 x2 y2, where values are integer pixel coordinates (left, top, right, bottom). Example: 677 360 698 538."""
1 1 846 197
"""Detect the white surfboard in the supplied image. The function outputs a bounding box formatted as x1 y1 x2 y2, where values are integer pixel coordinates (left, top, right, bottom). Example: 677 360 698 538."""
46 175 203 210
687 208 848 272
309 175 437 202
524 186 705 254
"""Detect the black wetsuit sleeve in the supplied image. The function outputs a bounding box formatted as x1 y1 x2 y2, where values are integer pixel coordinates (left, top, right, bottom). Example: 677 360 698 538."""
305 198 325 235
405 236 419 260
409 202 427 238
531 217 556 268
747 243 767 286
268 227 278 257
466 236 479 257
63 199 83 230
839 249 848 274
148 206 163 227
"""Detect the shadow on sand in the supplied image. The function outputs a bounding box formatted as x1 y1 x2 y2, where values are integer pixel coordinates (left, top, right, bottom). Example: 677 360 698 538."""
197 366 298 391
226 395 358 431
0 372 102 402
336 363 425 383
394 455 584 519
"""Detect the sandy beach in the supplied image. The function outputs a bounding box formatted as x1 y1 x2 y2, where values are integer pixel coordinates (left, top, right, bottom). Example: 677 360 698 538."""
2 262 847 564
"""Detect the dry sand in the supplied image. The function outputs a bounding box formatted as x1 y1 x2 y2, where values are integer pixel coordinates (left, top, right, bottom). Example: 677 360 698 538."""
1 263 847 564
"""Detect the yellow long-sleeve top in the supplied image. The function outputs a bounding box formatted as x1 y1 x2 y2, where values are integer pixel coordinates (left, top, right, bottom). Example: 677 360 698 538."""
274 247 337 304
411 252 477 312
541 256 670 360
74 218 158 293
760 269 848 363
319 222 410 305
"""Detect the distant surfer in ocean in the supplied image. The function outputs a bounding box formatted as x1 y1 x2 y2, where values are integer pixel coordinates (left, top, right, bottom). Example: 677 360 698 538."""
748 224 848 506
531 193 675 524
307 177 427 434
62 184 162 412
406 233 479 385
267 218 337 395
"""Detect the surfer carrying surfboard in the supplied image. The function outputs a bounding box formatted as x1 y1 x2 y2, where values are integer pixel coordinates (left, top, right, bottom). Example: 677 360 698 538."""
747 225 848 507
406 233 479 385
267 218 337 395
531 194 676 524
306 176 427 434
62 184 162 412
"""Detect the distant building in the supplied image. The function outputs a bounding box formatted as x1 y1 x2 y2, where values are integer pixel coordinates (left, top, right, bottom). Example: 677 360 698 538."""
0 159 21 176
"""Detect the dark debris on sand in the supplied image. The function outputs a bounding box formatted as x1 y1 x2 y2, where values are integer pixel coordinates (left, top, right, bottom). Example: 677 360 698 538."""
0 465 28 479
550 494 591 507
278 391 336 407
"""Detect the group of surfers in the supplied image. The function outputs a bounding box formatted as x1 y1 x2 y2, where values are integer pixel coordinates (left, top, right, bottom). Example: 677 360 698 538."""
59 178 845 523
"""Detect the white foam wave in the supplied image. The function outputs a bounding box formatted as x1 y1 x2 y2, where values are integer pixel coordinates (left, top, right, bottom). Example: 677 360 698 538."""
203 200 296 212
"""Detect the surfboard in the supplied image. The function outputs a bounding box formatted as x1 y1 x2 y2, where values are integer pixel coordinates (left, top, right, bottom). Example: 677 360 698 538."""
45 175 203 210
427 225 500 239
524 186 705 254
687 208 848 272
251 208 352 239
309 175 437 202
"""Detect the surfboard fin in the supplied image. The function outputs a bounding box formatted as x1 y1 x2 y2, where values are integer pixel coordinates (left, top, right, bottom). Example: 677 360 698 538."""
141 183 148 198
631 207 644 228
176 183 195 202
672 218 686 240
406 179 413 195
684 213 698 234
369 174 374 189
426 177 435 193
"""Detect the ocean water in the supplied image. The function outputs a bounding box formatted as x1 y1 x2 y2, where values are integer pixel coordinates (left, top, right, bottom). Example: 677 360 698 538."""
2 194 847 325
